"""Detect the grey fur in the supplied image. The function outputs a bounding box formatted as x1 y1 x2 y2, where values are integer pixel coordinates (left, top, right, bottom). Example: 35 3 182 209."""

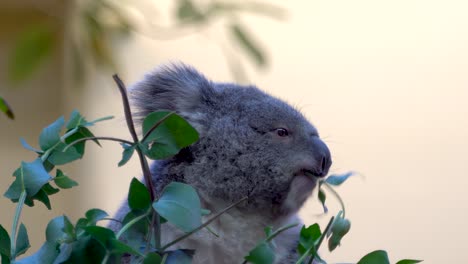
110 64 332 263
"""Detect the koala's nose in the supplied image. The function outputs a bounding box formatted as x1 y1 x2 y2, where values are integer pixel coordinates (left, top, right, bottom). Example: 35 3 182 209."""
309 137 332 178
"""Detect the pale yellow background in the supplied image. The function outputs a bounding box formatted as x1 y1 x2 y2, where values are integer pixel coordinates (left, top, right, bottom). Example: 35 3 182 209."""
1 1 468 263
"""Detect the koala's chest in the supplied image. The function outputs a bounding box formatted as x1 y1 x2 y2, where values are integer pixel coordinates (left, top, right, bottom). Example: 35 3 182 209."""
162 213 295 264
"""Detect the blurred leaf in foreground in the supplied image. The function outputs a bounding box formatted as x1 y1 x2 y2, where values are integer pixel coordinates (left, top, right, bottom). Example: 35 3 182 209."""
0 97 14 119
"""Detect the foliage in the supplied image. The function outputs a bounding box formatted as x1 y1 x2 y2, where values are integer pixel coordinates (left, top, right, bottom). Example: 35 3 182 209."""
7 0 285 86
0 76 421 263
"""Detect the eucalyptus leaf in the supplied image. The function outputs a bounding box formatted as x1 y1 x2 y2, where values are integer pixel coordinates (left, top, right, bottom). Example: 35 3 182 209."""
318 187 328 213
39 117 64 151
141 111 199 160
357 250 390 264
14 241 59 264
20 138 42 153
325 172 355 186
244 241 275 264
54 170 78 189
46 216 71 243
84 226 115 248
0 224 10 258
14 224 30 258
85 209 108 225
153 182 201 232
0 97 14 120
143 252 162 264
128 178 151 211
119 144 136 167
230 23 267 67
4 159 52 200
8 24 55 83
47 142 82 165
395 260 423 264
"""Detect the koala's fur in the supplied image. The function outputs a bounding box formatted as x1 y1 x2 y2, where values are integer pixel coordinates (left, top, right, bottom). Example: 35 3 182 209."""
109 64 332 263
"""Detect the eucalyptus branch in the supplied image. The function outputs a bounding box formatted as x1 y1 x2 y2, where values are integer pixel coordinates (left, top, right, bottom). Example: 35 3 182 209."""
113 74 160 250
10 191 27 259
63 137 134 152
321 182 346 218
116 212 149 239
161 196 248 251
294 216 335 264
141 111 175 143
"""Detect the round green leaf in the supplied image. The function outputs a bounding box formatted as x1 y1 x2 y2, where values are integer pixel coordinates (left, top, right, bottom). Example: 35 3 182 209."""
128 178 151 211
152 182 201 232
39 117 64 151
357 250 390 264
396 260 423 264
141 111 199 160
244 242 275 264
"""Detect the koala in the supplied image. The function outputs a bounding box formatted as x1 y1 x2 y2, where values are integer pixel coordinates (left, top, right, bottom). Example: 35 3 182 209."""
109 64 332 263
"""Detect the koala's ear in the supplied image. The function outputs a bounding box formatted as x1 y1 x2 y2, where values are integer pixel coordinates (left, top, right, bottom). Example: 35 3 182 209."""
130 64 216 133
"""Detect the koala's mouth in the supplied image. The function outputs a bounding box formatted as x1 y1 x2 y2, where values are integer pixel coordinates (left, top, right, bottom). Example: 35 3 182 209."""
295 169 326 180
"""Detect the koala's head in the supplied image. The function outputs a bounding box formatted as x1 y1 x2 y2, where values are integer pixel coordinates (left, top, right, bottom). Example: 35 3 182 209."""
131 64 332 218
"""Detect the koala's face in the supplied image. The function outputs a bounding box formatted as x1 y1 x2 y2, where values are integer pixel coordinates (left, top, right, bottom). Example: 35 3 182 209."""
182 84 332 217
132 65 332 218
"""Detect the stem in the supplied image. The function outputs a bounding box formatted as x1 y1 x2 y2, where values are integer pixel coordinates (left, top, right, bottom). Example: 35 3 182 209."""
116 213 149 239
265 223 298 242
61 127 78 142
64 136 133 152
322 182 346 218
161 196 248 251
10 191 27 259
101 252 110 264
113 74 161 250
294 217 335 264
141 111 175 143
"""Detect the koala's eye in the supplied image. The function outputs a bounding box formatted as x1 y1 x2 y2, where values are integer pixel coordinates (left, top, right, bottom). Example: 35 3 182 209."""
275 128 289 137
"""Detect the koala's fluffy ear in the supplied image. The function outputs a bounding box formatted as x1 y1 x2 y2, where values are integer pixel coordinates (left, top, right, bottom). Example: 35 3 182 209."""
130 64 216 132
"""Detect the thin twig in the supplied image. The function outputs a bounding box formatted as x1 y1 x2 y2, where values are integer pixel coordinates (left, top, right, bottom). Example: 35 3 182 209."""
141 111 176 143
161 196 248 251
321 182 346 218
308 216 335 264
113 74 160 250
64 136 133 152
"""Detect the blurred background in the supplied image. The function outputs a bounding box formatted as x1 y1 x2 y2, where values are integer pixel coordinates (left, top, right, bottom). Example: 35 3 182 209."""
1 0 467 263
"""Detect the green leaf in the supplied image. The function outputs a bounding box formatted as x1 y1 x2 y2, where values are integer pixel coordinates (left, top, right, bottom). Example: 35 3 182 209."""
8 24 54 83
244 241 275 264
230 23 267 67
20 138 42 153
28 189 52 209
325 172 355 186
85 208 108 225
47 142 82 165
39 117 64 151
152 182 201 232
0 224 11 258
0 97 14 120
65 126 101 154
396 260 423 264
4 159 52 200
14 241 59 264
299 224 321 252
119 144 136 167
141 111 199 160
128 178 151 211
165 250 194 264
143 252 162 264
46 216 73 243
328 214 351 252
54 169 78 189
66 110 88 130
14 224 30 257
42 183 60 195
85 226 115 248
357 250 390 264
318 187 328 213
176 0 204 22
109 239 141 256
